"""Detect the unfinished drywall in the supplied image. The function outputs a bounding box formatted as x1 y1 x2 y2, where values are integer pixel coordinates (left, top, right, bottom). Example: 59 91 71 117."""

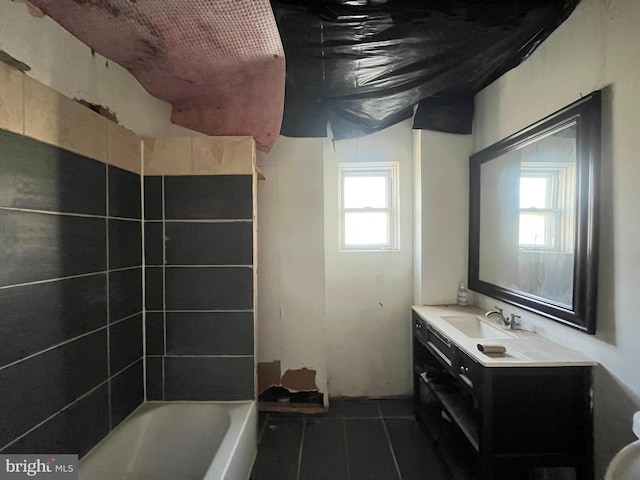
324 120 414 397
413 130 472 305
143 136 256 176
471 0 640 476
256 137 328 401
0 60 141 174
0 1 194 137
258 125 415 400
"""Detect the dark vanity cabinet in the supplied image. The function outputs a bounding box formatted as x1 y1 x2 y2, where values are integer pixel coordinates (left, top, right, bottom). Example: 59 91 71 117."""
412 311 594 480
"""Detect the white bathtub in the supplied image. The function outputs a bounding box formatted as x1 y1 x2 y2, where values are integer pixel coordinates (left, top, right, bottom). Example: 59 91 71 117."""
79 401 257 480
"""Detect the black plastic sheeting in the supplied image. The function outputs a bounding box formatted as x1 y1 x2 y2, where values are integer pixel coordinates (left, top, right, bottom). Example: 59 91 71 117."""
271 0 580 140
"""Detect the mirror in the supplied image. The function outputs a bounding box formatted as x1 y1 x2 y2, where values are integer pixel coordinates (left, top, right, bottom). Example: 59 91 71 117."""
469 91 601 333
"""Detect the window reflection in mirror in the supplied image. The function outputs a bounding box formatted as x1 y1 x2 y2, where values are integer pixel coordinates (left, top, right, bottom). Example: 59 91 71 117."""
478 123 577 308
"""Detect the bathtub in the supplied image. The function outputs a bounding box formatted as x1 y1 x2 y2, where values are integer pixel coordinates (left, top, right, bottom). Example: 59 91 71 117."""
79 401 257 480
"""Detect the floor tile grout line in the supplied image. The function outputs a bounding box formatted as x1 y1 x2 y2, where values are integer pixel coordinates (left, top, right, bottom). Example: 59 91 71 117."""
257 413 269 445
379 402 403 480
342 416 351 480
296 418 306 480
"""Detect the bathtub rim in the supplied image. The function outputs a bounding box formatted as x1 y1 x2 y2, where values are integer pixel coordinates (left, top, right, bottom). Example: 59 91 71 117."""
79 400 257 480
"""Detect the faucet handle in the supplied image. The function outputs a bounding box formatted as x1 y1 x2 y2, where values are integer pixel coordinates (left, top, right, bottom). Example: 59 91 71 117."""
494 306 503 315
510 314 521 329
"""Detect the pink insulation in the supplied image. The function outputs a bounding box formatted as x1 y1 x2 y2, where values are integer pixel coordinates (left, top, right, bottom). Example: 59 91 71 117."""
30 0 285 152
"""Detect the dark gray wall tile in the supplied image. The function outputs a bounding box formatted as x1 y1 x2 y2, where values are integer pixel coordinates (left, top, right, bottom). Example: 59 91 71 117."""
144 267 163 311
165 222 253 265
0 330 108 448
164 175 252 220
143 176 162 220
0 210 106 287
145 357 163 401
0 129 106 216
145 312 164 355
108 166 141 220
109 314 143 375
144 221 164 266
165 267 253 310
164 356 254 401
166 312 253 355
2 384 110 458
109 267 142 322
0 130 152 457
0 274 107 367
110 360 144 429
108 219 142 270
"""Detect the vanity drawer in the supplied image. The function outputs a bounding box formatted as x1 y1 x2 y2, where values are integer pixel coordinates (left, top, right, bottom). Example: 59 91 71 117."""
455 350 482 394
425 324 454 371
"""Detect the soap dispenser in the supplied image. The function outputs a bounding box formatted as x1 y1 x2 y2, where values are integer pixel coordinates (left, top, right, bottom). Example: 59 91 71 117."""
457 282 468 306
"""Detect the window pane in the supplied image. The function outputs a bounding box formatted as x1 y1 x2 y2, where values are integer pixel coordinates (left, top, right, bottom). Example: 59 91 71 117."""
519 213 547 245
344 176 387 208
520 177 547 209
344 212 389 245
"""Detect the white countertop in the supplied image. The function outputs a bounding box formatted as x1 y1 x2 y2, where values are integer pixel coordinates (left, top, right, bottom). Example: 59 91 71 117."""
412 304 597 367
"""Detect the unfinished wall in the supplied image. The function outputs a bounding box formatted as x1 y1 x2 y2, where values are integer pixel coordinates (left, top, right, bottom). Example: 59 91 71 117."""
1 11 260 453
0 62 143 456
324 120 414 397
472 0 640 476
256 137 328 400
0 0 195 137
257 122 415 400
413 130 472 305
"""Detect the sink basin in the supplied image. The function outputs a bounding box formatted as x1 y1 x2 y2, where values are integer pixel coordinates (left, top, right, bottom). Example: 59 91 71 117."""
605 440 640 480
441 315 515 340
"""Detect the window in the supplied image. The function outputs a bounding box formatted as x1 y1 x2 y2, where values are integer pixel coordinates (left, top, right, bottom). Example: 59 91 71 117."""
339 163 399 251
518 162 575 251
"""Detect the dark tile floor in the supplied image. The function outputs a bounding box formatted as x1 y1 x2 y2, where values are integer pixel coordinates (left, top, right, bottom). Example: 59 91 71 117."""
251 398 452 480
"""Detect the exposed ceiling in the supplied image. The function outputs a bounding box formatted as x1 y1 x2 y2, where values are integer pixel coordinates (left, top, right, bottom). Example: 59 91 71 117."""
273 0 580 140
27 0 579 151
29 0 285 152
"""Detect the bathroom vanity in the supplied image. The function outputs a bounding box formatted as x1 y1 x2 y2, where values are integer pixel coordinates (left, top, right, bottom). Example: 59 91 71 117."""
412 305 596 480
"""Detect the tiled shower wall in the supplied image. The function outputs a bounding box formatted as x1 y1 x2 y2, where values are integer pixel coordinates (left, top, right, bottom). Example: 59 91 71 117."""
0 67 257 456
0 128 143 455
144 174 255 400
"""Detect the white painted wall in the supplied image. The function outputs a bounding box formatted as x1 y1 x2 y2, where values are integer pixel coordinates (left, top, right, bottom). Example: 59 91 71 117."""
0 1 194 137
414 130 471 305
471 0 640 476
256 137 328 398
324 120 414 397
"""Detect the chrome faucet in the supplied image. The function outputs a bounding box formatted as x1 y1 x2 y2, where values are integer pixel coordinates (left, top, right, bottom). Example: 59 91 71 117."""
485 307 509 327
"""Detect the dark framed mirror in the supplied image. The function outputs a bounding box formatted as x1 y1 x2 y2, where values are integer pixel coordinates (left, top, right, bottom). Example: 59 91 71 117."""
469 91 601 333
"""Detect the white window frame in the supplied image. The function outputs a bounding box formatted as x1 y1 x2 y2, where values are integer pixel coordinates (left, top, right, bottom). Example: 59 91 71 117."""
519 162 575 252
338 162 399 252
